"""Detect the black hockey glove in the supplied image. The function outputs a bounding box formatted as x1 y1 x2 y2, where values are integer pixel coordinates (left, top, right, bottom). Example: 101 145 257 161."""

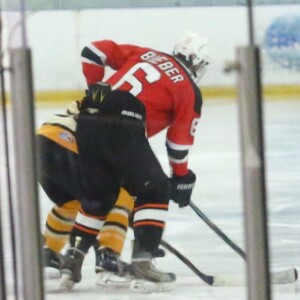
80 82 112 111
170 170 196 208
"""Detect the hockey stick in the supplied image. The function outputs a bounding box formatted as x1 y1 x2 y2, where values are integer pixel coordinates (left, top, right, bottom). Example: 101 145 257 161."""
160 239 298 286
189 201 246 259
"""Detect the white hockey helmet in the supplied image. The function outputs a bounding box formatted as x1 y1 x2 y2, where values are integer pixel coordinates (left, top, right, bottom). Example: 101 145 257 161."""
173 31 209 84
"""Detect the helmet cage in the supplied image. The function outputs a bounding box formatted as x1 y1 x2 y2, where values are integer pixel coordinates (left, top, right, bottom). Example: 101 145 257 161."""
191 58 209 80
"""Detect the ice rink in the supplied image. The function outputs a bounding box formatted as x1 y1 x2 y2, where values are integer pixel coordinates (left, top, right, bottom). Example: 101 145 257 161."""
1 99 300 299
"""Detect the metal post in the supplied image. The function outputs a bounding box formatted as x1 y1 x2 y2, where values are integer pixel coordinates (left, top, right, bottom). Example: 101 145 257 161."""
0 18 8 300
236 46 271 300
9 48 44 300
0 189 7 300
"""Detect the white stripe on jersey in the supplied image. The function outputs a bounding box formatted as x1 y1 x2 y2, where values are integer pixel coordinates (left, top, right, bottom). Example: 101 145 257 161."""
168 155 189 164
166 139 192 151
86 43 107 65
81 56 100 65
75 212 104 230
134 209 167 223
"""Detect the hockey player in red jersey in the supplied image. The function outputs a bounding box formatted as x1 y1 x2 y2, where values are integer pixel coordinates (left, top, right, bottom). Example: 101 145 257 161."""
78 31 209 225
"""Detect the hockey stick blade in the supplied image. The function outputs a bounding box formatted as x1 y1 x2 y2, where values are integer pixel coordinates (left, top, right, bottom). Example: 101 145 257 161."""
213 268 298 286
160 240 298 286
271 268 298 284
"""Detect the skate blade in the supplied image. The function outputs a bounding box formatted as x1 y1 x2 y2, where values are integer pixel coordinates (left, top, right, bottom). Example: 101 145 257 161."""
130 279 176 293
96 271 132 288
59 274 75 290
44 267 61 279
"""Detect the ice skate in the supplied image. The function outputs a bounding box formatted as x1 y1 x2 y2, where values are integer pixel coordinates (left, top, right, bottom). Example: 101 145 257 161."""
95 247 134 287
43 247 64 279
60 247 85 289
130 240 176 293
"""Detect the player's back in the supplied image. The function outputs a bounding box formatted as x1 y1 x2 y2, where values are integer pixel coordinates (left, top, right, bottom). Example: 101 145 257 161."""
107 48 198 137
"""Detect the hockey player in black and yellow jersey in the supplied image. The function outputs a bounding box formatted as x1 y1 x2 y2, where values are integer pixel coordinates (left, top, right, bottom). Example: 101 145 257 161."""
36 83 176 289
38 85 135 277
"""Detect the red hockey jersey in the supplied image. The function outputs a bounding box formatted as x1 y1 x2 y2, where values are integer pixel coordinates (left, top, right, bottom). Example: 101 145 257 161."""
81 40 203 176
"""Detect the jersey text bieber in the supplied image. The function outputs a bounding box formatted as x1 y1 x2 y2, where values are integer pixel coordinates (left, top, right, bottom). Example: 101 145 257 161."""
140 51 184 83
